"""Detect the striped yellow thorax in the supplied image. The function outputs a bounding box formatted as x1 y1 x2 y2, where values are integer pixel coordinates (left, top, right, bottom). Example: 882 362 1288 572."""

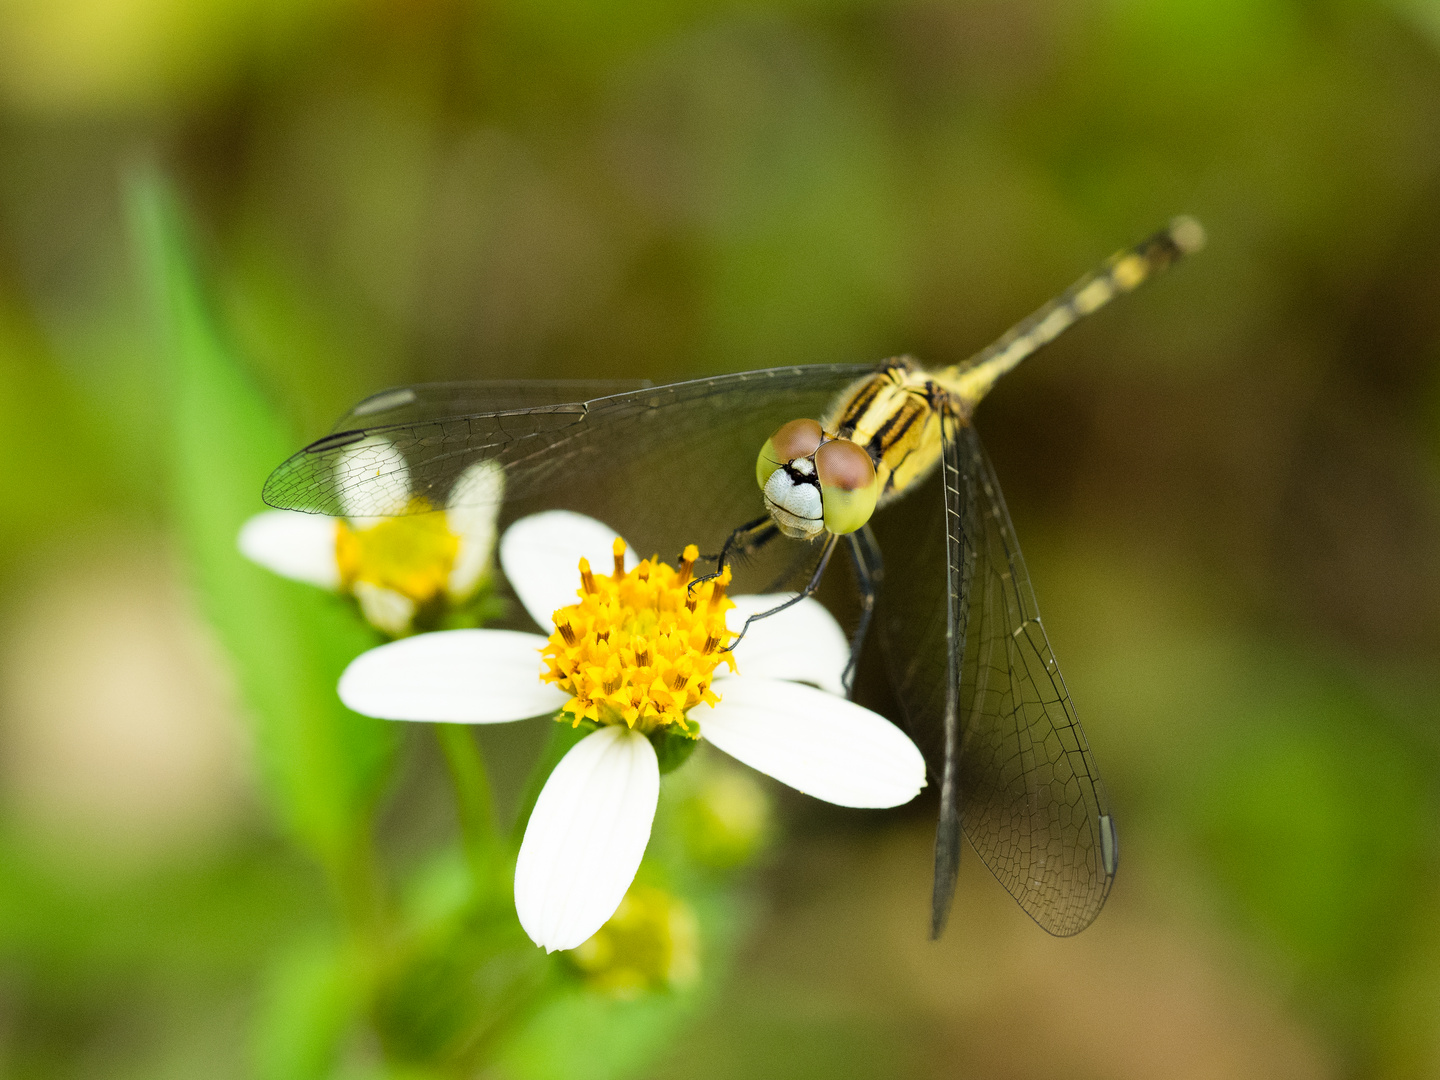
821 361 949 508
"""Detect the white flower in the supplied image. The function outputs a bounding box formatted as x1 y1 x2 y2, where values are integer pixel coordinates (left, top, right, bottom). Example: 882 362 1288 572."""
337 510 927 952
238 440 504 636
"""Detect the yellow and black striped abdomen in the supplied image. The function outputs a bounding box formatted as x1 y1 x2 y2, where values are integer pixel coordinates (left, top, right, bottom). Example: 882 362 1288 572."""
809 217 1204 527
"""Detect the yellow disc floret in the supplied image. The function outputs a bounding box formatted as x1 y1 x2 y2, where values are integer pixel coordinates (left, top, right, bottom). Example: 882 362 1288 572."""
542 540 735 736
335 497 459 607
567 884 700 997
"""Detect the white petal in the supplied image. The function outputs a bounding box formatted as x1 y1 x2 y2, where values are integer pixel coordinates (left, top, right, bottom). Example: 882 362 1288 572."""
447 534 494 605
237 510 341 588
337 438 411 520
514 726 659 952
338 629 567 723
498 511 638 632
723 594 849 696
446 458 506 515
695 678 925 809
352 581 416 637
446 461 506 602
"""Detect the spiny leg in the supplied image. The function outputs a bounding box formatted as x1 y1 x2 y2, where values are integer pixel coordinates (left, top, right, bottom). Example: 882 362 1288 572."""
725 533 840 653
841 525 884 696
692 515 778 590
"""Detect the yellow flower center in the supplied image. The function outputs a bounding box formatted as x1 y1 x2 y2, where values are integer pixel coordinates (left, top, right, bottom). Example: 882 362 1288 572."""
542 540 735 736
335 497 459 606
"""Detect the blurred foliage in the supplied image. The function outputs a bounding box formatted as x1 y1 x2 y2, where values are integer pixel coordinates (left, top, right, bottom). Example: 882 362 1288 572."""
1 0 1440 1077
133 170 397 877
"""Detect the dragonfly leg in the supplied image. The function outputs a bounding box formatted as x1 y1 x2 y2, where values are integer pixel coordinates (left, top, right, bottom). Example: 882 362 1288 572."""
725 533 840 652
841 525 884 696
692 516 777 590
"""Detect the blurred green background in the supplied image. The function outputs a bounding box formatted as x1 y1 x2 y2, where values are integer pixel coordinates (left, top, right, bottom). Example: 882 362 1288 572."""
3 0 1440 1076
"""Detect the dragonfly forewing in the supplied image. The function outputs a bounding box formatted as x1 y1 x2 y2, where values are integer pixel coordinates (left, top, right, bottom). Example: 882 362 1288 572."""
262 366 875 582
933 408 978 936
338 379 657 428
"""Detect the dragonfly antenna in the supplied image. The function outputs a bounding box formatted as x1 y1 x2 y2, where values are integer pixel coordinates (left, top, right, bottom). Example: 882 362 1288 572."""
947 216 1205 409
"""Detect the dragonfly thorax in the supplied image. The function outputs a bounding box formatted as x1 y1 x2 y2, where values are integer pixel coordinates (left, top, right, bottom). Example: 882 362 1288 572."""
822 359 953 509
755 418 879 539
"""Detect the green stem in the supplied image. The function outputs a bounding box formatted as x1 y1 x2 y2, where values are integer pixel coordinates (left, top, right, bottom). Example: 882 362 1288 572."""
329 817 387 952
435 724 501 887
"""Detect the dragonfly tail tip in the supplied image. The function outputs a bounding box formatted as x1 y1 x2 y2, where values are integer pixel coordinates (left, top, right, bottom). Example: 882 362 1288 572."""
929 902 951 940
1168 215 1207 256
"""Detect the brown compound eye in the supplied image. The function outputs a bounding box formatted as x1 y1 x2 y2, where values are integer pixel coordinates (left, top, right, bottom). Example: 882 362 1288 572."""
771 418 824 460
815 439 878 534
755 418 825 490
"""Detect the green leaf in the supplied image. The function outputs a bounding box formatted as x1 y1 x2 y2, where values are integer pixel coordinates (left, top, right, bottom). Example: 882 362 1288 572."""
372 905 552 1071
127 167 396 873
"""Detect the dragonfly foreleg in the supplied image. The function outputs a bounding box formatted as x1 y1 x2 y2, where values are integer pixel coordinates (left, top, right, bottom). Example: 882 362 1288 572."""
692 516 777 590
841 526 884 696
724 533 840 653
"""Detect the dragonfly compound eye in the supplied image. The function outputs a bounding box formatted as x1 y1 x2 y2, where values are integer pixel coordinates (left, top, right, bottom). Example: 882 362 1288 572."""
816 439 878 534
755 418 825 490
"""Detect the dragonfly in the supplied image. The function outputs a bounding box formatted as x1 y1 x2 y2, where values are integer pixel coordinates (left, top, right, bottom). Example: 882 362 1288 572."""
264 217 1204 938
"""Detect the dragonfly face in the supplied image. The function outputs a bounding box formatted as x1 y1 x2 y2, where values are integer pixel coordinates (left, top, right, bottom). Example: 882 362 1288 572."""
756 358 978 543
756 418 879 539
263 217 1204 941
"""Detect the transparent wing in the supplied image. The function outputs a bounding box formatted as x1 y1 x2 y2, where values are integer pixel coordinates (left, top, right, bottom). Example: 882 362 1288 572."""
334 380 657 429
951 420 1117 935
262 366 876 588
874 416 1116 937
872 415 973 935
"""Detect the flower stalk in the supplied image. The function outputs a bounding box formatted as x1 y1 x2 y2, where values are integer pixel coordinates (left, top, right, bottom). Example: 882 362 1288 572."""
434 723 502 890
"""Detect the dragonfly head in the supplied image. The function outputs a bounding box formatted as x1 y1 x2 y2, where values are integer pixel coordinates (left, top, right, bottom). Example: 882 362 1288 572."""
756 419 878 540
